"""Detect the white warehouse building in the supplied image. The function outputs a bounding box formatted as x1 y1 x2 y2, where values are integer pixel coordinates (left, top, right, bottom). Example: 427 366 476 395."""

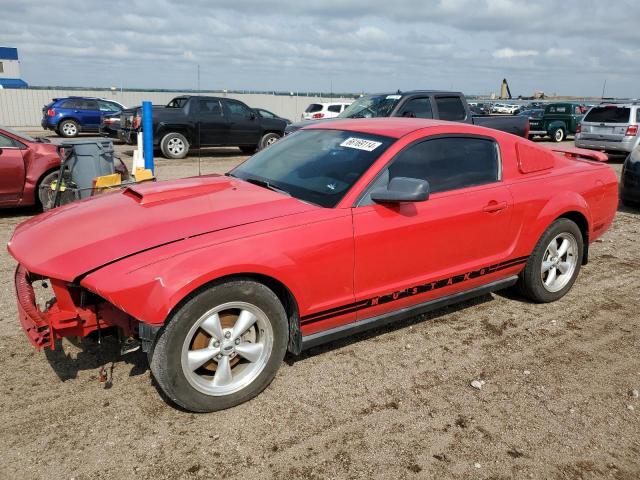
0 47 28 89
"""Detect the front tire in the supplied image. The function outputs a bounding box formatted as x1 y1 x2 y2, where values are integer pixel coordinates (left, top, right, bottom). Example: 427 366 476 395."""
150 280 288 412
160 132 190 159
517 218 583 303
551 127 565 143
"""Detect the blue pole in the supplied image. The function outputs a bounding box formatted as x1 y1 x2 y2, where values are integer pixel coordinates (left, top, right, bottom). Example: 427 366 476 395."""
142 101 154 173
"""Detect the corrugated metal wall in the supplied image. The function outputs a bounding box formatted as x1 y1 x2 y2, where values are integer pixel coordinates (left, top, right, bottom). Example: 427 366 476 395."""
0 89 352 127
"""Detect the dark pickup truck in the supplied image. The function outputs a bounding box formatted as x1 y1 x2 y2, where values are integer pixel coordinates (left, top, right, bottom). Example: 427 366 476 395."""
285 91 529 137
119 96 288 159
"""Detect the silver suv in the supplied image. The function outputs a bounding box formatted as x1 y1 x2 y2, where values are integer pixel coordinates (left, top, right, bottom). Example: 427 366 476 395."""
575 102 640 154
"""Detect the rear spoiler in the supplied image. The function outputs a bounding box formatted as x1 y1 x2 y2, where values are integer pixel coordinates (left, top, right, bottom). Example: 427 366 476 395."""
546 145 608 162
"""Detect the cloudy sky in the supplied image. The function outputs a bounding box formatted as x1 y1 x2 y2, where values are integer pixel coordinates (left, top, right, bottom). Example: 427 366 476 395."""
2 0 638 97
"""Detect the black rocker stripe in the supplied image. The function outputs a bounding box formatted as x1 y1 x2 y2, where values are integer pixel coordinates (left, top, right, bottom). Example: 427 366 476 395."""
300 255 529 325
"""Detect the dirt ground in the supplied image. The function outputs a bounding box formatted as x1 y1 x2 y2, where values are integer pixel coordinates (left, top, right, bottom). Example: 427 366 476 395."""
0 132 639 480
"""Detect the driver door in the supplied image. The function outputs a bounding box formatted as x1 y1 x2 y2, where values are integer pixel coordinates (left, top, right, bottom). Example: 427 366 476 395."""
352 135 515 320
0 133 26 205
224 100 261 146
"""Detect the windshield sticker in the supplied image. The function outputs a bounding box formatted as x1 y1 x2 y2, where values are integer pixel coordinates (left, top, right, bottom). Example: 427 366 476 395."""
340 137 383 152
386 95 401 100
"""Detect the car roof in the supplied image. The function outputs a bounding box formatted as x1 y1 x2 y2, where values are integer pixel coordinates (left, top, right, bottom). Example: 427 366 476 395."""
301 117 459 138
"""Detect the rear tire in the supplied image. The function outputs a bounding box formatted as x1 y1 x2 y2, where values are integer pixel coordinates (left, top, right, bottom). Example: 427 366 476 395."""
259 132 281 150
150 280 288 412
517 218 583 303
160 132 189 159
58 119 79 138
551 127 565 143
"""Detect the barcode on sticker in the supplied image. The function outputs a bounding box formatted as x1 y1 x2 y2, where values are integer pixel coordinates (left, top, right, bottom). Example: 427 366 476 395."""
340 137 382 152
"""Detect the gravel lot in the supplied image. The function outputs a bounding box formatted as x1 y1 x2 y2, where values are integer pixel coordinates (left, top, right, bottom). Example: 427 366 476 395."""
0 132 639 479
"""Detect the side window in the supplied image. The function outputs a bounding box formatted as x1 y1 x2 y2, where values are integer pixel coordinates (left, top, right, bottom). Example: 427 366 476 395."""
399 98 433 119
387 137 500 194
227 101 252 117
636 109 640 123
85 100 99 110
198 99 222 115
60 99 80 109
327 105 342 113
259 110 274 118
0 133 16 148
435 97 466 121
76 99 98 110
98 100 120 112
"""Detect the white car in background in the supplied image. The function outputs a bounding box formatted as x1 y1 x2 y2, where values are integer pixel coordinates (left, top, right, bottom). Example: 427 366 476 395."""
492 103 519 114
301 102 352 120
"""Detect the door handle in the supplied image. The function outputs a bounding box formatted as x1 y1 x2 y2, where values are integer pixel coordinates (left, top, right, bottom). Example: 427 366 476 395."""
483 201 508 213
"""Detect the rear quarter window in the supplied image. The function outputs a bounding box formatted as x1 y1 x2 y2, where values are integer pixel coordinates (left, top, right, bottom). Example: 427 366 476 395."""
584 107 631 124
305 104 323 113
435 97 466 121
59 99 80 109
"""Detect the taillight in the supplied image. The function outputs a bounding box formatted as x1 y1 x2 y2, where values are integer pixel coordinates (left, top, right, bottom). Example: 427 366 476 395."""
47 108 55 117
625 125 638 136
312 113 325 119
575 123 581 134
133 115 141 129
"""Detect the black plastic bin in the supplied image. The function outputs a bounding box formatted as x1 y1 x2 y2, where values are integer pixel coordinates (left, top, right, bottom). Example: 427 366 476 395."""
60 139 116 199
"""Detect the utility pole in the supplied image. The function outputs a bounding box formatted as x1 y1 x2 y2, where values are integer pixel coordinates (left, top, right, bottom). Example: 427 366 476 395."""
197 64 201 92
601 79 607 99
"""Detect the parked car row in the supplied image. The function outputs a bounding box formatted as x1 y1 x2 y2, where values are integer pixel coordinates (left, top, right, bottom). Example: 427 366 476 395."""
39 95 292 159
287 90 530 138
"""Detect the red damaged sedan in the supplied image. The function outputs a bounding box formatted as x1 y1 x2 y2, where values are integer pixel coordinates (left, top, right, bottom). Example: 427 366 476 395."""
0 126 60 208
8 118 617 412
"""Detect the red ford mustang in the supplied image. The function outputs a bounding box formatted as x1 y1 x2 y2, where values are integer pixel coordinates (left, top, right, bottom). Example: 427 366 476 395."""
8 118 617 412
0 126 60 208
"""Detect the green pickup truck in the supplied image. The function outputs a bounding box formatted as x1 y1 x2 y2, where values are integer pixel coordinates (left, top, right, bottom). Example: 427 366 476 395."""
529 102 586 142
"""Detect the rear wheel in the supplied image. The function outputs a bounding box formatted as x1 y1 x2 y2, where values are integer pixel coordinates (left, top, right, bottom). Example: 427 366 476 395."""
551 127 565 143
517 219 583 303
58 119 79 138
160 132 189 159
150 280 288 412
259 132 281 150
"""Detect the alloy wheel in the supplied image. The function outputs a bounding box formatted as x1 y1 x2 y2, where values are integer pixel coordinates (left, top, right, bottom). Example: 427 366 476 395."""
540 232 578 292
167 138 185 156
181 302 273 396
62 122 77 136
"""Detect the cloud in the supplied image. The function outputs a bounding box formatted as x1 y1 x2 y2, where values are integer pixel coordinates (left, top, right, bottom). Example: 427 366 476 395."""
493 48 539 59
0 0 637 97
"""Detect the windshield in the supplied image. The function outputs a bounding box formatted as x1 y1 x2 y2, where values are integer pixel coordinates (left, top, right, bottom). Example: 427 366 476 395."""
338 94 401 119
229 129 394 208
1 126 35 142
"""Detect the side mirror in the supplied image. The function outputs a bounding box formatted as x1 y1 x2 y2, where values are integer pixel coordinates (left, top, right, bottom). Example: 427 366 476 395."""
249 111 257 120
0 148 3 155
401 111 416 118
371 177 430 204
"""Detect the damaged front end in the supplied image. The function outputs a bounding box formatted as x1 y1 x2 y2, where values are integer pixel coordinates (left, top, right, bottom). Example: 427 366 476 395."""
14 264 137 351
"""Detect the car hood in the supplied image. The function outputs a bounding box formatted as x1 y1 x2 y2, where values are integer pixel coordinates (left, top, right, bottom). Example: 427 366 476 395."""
8 175 316 281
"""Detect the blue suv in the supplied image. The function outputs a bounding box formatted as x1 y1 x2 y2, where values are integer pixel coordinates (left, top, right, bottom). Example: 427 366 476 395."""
41 97 125 138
